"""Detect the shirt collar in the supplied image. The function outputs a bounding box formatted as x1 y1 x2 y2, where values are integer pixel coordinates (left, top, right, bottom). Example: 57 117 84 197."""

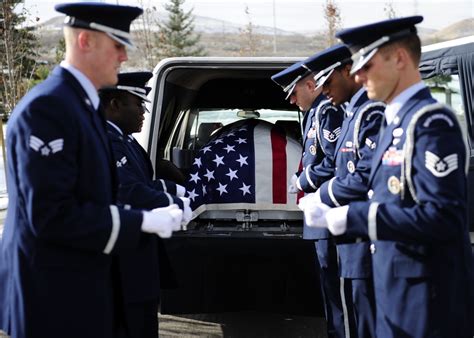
60 61 100 110
106 120 123 135
385 81 426 125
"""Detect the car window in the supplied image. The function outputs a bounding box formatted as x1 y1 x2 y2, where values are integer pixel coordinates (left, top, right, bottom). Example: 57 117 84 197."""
424 74 467 138
186 109 302 150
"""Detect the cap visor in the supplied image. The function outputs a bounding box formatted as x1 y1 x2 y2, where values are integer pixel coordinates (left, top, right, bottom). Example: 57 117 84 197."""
316 69 335 90
285 84 296 100
131 91 151 102
350 48 378 75
107 32 135 49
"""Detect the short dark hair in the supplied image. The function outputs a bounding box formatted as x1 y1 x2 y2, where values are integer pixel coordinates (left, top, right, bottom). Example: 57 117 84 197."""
99 90 123 110
380 33 421 65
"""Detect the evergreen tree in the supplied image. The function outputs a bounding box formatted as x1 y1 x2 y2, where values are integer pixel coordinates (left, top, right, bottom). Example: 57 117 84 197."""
0 0 38 116
156 0 206 59
55 37 66 64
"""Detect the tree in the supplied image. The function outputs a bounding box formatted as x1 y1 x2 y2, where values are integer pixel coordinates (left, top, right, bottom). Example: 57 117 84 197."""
239 6 261 56
323 0 342 47
383 1 397 19
156 0 206 59
55 37 65 64
132 0 161 69
0 0 38 116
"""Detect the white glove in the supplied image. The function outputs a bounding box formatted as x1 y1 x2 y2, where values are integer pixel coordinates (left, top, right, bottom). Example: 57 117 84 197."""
326 205 349 236
141 204 183 238
179 197 192 228
288 174 299 194
298 190 322 211
303 202 330 228
175 184 186 198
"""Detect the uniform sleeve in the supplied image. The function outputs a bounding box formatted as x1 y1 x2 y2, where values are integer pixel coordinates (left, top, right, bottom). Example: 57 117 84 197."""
319 108 383 207
298 104 344 192
110 139 184 210
10 96 143 253
150 178 178 195
346 110 468 244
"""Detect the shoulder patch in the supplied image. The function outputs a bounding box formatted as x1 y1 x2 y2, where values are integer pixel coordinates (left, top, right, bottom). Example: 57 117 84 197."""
365 110 384 121
316 99 336 116
422 113 454 128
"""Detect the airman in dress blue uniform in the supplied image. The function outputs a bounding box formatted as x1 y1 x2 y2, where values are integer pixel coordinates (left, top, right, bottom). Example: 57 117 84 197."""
0 4 184 338
303 16 474 337
100 72 191 338
272 54 346 338
301 44 385 338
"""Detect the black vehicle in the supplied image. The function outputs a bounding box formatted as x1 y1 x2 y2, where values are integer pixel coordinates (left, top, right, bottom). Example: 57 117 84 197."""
139 37 474 314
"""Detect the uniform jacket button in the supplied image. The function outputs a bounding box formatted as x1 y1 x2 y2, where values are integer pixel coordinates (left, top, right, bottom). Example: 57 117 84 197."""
367 189 374 199
370 243 376 254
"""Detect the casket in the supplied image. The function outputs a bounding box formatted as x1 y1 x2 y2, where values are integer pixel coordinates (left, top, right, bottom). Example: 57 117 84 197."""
185 119 303 229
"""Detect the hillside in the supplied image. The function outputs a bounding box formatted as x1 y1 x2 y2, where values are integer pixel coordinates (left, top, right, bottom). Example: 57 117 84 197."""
34 15 474 70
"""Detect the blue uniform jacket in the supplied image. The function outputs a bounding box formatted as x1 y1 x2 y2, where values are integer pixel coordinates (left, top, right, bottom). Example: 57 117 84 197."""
0 67 144 338
346 88 474 337
299 95 345 240
107 124 183 211
298 96 345 193
107 124 183 305
319 90 384 208
320 90 384 278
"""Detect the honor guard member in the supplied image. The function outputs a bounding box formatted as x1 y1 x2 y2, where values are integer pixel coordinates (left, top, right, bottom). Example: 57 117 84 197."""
303 16 474 337
0 4 185 338
300 44 385 338
272 54 345 338
100 72 192 338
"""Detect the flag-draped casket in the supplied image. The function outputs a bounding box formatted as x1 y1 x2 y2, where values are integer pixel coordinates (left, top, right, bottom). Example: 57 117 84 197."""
185 119 302 219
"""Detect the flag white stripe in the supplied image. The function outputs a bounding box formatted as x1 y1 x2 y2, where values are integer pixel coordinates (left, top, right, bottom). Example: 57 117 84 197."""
286 136 301 205
254 123 273 203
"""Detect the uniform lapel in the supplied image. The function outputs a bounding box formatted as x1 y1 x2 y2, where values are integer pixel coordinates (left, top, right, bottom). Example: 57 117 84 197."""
368 88 433 185
130 138 154 178
56 67 113 160
55 67 118 198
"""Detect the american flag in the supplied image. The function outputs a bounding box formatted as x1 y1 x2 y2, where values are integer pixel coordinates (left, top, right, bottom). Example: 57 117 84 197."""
185 119 302 218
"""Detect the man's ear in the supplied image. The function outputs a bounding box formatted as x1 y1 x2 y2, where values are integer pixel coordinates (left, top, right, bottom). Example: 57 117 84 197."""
342 64 352 77
306 79 316 91
77 30 92 50
110 97 121 111
395 47 412 70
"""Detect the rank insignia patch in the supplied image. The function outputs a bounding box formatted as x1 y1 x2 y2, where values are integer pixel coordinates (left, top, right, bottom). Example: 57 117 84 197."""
323 127 341 142
365 138 376 149
425 151 458 177
116 156 127 167
29 136 64 156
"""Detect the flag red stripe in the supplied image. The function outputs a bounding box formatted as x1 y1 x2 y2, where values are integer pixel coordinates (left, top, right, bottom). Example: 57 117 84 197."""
271 128 287 204
296 158 304 203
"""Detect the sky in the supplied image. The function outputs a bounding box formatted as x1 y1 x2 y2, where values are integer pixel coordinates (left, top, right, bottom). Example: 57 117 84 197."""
22 0 474 33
